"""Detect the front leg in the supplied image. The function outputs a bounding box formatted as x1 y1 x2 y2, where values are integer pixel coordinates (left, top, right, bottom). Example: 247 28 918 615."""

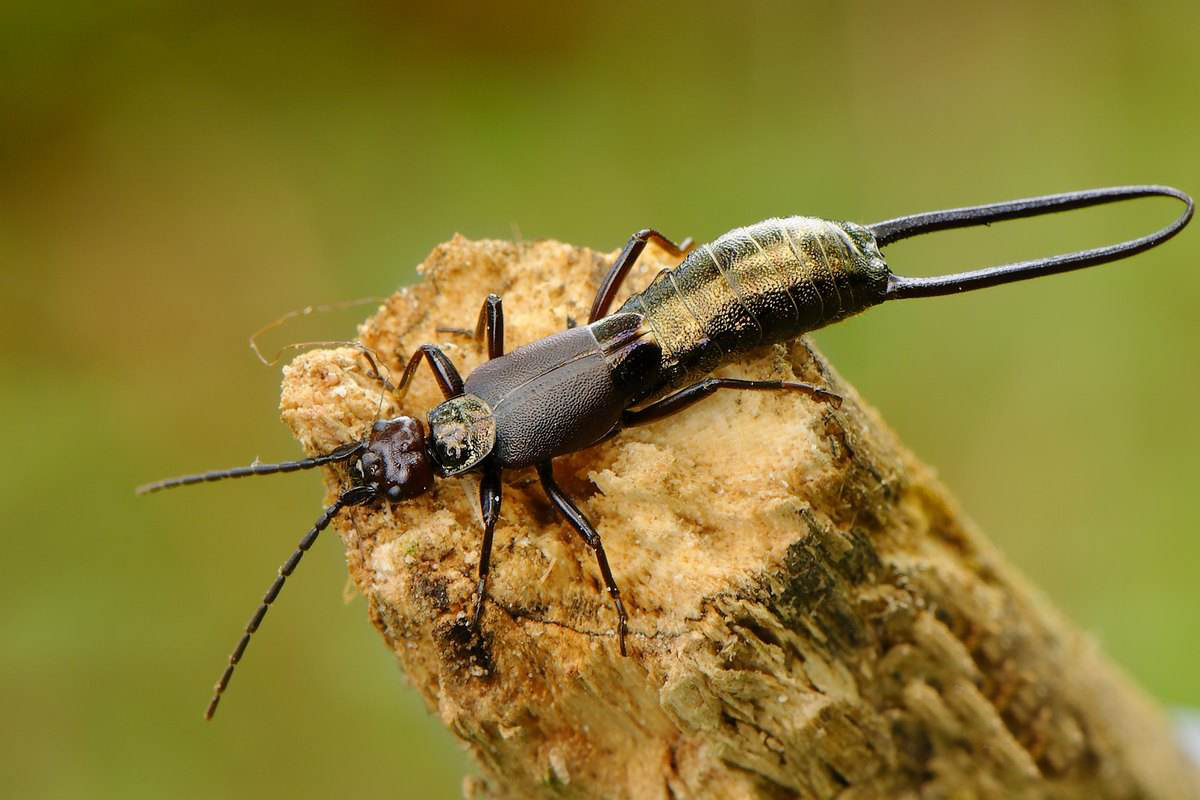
469 460 503 630
536 460 629 656
395 344 465 400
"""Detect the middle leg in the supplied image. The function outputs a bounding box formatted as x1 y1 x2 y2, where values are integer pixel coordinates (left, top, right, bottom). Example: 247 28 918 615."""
536 460 629 656
436 293 504 360
475 293 504 360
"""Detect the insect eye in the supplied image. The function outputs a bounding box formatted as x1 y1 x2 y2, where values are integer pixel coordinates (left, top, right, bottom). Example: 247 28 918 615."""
355 452 383 482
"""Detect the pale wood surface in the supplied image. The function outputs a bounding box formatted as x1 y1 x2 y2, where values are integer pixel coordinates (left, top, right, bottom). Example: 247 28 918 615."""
280 236 1198 800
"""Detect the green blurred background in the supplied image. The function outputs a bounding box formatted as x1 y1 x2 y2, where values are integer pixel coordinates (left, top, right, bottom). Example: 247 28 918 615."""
3 2 1198 797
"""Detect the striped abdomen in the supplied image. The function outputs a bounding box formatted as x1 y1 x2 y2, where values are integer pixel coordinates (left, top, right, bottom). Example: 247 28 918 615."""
615 217 891 392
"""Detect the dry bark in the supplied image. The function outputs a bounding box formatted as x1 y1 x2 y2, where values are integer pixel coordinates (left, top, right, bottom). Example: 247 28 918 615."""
279 236 1199 800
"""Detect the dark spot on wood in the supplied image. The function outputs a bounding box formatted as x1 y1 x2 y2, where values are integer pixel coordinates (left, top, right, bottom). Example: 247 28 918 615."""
779 539 834 613
438 618 494 680
412 574 450 614
889 713 933 774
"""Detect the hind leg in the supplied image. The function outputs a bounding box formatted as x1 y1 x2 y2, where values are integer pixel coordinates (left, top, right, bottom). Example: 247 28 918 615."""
590 229 693 322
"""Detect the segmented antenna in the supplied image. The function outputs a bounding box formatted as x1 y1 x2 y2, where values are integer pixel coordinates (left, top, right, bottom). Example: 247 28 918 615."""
135 442 365 495
205 495 350 720
137 442 371 718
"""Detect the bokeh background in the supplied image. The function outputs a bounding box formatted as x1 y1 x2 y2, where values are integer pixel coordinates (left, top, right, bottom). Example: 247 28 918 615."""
3 2 1198 797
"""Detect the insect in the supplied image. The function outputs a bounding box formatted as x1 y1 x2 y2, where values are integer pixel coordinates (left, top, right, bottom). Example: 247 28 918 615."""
139 185 1192 719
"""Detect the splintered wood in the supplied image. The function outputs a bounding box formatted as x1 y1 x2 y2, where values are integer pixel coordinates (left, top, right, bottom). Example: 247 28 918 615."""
280 236 1198 800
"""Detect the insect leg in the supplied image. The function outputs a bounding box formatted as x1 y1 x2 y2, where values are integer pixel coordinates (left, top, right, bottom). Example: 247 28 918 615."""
622 378 841 427
589 229 694 323
469 460 503 630
536 461 628 656
395 344 465 400
354 345 396 391
473 294 504 359
436 294 505 360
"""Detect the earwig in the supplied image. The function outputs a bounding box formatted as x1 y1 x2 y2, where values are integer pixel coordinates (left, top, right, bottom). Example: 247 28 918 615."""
139 184 1193 719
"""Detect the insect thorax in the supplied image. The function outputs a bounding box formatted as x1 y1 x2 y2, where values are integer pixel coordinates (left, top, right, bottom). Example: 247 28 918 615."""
427 393 497 476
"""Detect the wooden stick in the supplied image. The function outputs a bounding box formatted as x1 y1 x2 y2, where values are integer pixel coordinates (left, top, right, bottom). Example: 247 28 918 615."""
280 236 1199 799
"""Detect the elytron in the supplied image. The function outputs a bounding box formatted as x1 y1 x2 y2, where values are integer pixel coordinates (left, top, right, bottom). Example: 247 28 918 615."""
139 185 1192 718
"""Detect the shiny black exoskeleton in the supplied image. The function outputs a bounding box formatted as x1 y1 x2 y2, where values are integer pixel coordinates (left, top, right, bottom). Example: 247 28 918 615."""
139 185 1192 719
